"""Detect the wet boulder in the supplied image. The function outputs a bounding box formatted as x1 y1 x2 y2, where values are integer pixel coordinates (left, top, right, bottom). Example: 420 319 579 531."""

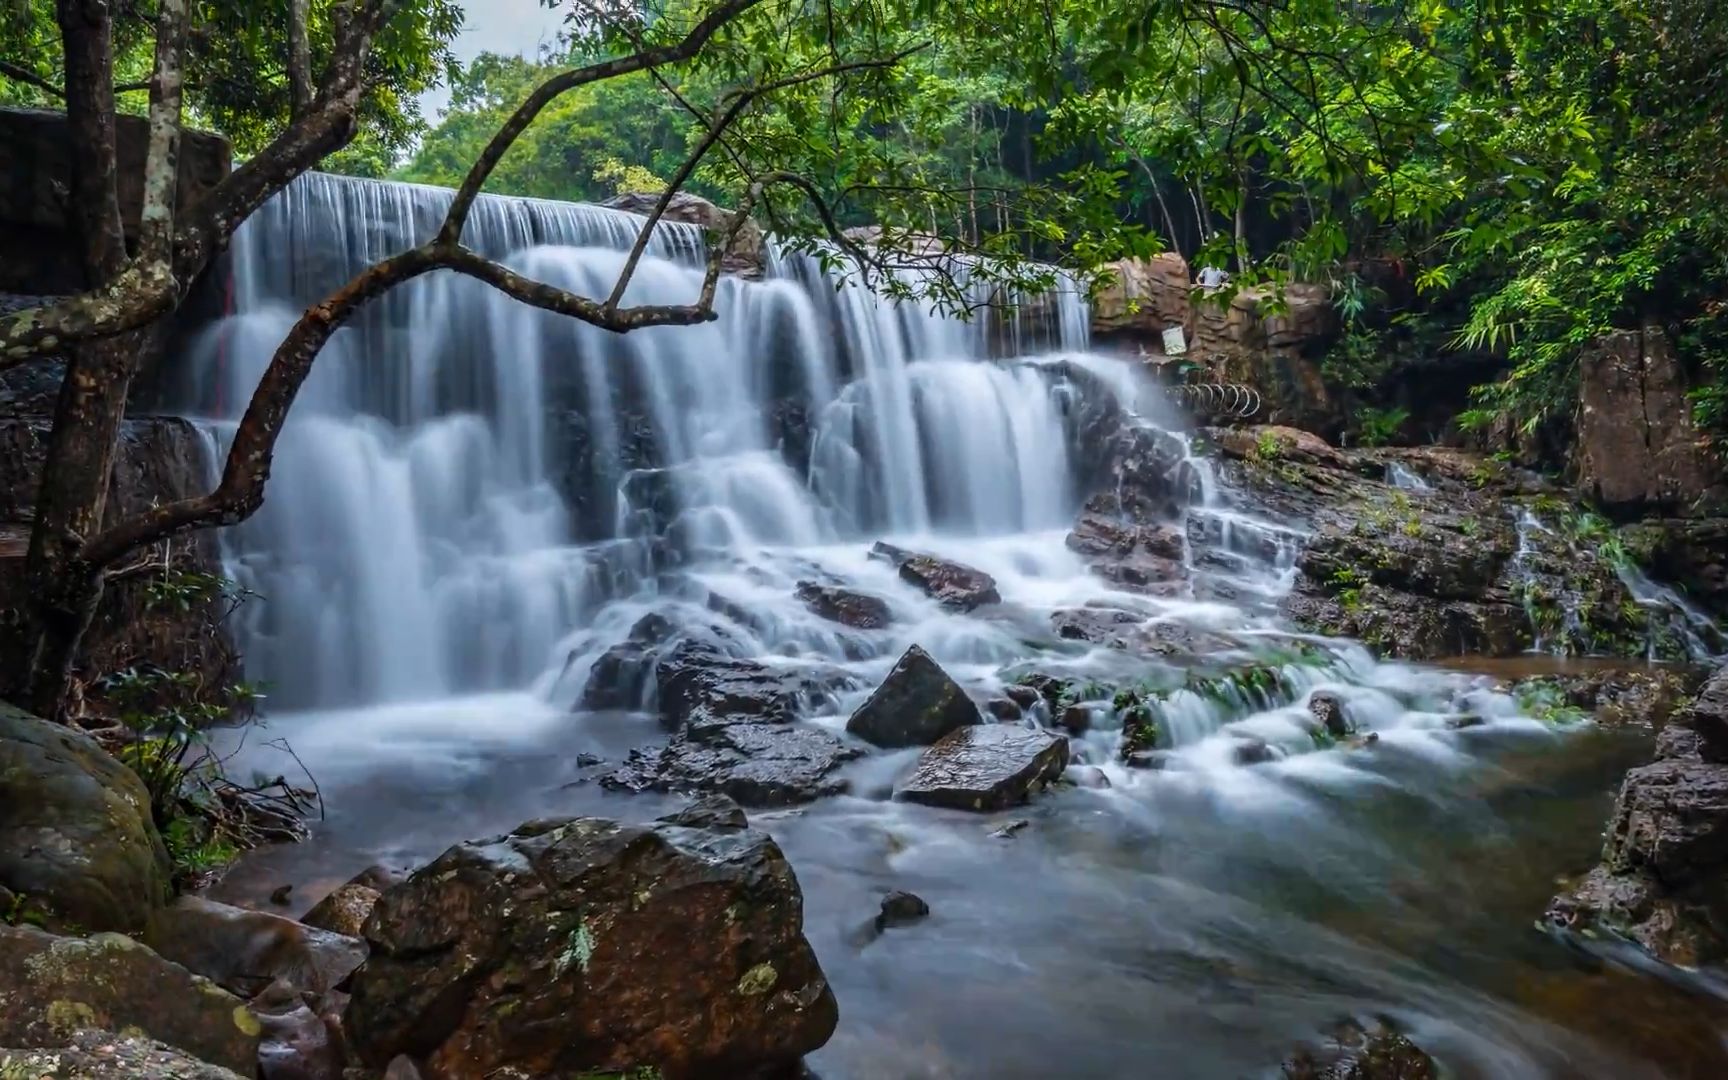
659 792 750 831
603 716 862 807
885 550 1001 612
1682 664 1728 763
795 581 892 629
0 700 171 934
344 814 837 1079
846 645 982 749
300 881 382 940
1281 1018 1437 1080
875 890 930 931
577 613 676 711
0 925 261 1074
896 725 1070 812
655 639 832 729
1308 691 1352 739
144 896 368 1000
0 1029 247 1079
251 979 344 1080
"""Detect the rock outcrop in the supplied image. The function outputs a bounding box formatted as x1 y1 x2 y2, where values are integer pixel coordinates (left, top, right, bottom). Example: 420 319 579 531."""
896 725 1069 811
846 645 981 748
1090 254 1192 343
602 191 765 279
0 701 171 933
1548 665 1728 967
344 813 837 1078
1574 325 1726 518
0 108 231 297
0 418 239 709
0 925 260 1074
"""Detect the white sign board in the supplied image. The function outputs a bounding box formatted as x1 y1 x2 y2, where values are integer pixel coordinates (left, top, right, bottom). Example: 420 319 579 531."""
1161 325 1187 356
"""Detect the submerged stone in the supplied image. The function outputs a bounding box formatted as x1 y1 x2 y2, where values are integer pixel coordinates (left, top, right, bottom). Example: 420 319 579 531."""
795 581 893 629
891 552 1001 612
1281 1018 1437 1080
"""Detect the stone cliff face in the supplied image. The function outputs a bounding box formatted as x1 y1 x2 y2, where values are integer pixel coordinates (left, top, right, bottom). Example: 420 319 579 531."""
1089 255 1342 436
1573 324 1728 518
0 417 238 709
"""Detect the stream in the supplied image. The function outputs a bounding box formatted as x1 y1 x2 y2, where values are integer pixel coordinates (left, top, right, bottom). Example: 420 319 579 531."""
188 173 1728 1078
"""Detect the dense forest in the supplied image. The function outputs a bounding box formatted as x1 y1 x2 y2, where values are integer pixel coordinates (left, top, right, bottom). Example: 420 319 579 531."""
387 0 1728 451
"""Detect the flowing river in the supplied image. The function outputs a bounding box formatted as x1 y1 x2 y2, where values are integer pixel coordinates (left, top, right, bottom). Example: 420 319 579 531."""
186 173 1728 1078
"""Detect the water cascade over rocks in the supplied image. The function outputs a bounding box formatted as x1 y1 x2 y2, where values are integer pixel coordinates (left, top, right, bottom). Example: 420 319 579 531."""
188 173 1728 1079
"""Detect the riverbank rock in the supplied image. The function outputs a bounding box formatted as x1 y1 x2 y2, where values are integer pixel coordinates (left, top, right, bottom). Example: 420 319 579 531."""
795 582 892 629
847 645 981 748
1281 1018 1437 1080
0 1029 247 1079
1622 517 1728 622
144 896 367 999
1548 665 1728 966
0 925 260 1074
344 814 837 1078
300 880 383 940
0 701 171 933
896 725 1070 811
872 544 1001 611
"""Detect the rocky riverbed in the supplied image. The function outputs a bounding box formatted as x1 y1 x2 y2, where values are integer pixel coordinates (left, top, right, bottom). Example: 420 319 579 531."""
8 407 1727 1079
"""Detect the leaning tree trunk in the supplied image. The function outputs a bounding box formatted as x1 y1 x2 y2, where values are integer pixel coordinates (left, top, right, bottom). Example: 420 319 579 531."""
24 2 139 718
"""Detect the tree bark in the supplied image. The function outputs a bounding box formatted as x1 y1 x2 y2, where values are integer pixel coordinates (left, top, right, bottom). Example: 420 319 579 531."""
25 0 191 718
288 0 313 119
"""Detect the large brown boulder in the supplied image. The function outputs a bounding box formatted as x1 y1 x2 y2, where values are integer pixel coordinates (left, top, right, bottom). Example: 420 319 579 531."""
1574 325 1727 517
0 701 171 934
344 813 838 1078
0 925 260 1074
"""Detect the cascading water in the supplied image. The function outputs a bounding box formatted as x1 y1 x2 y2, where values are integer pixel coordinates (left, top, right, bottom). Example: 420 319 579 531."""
184 172 1094 709
191 173 1728 1079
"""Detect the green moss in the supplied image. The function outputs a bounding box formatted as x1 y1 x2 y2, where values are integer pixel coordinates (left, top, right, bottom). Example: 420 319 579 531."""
737 962 778 996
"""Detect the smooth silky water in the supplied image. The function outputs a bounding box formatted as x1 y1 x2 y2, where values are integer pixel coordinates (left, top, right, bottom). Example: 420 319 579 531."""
189 173 1728 1078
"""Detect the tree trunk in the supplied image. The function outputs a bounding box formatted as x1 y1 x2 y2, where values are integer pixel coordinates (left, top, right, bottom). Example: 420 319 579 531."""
25 2 137 718
1234 172 1249 273
288 0 314 118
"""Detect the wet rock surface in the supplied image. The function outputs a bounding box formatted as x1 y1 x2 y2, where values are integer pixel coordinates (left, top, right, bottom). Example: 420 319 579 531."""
1187 425 1661 661
1549 665 1728 966
344 814 837 1078
1281 1018 1437 1080
795 581 892 629
0 701 171 934
873 545 1001 611
0 1029 247 1079
846 644 982 748
601 638 863 805
299 881 382 940
145 896 367 999
896 725 1070 811
0 925 260 1074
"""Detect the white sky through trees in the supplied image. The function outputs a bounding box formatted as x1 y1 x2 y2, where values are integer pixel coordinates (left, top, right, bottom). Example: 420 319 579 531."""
420 0 568 119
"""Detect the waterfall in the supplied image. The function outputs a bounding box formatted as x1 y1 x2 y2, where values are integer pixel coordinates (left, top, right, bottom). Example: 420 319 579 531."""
184 172 1097 708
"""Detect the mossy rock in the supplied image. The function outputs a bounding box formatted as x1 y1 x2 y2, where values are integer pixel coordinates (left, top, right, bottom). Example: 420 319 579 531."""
0 925 258 1073
0 701 171 934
